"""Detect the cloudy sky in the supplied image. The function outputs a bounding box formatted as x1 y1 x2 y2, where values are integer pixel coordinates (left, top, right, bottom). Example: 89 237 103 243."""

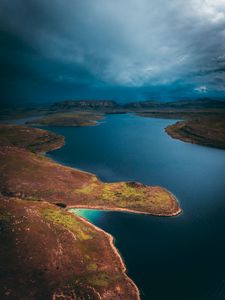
0 0 225 106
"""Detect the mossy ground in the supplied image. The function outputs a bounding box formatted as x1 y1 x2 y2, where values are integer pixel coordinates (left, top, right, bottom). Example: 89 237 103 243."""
41 208 93 240
74 181 178 214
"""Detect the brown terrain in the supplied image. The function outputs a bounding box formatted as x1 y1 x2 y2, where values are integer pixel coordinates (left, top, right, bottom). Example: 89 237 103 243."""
1 99 225 150
17 99 225 150
26 112 104 127
0 124 181 300
0 125 180 216
0 196 139 300
1 98 223 299
165 117 225 149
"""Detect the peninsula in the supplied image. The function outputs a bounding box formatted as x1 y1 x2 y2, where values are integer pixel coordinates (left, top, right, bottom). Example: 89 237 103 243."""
0 124 181 299
26 111 104 127
3 98 223 149
165 117 225 149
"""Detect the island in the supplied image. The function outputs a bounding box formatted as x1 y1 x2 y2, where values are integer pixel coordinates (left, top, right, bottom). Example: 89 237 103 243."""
0 124 181 299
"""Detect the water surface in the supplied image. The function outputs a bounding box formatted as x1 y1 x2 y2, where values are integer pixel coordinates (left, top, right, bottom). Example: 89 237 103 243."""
47 114 225 300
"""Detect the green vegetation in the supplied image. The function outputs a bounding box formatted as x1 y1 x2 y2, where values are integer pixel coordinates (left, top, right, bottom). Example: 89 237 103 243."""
101 183 146 207
99 183 174 212
73 180 178 213
114 183 146 199
86 272 112 287
76 178 98 195
87 262 98 271
101 184 117 201
41 208 93 240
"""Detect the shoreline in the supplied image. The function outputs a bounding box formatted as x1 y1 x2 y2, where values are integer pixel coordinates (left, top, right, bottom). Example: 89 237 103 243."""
4 111 225 150
165 119 225 150
67 204 182 217
42 124 180 299
43 122 181 298
0 121 181 299
68 210 141 300
66 202 182 300
44 137 182 218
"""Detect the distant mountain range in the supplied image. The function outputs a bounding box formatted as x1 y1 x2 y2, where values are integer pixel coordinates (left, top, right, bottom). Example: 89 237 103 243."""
50 98 225 112
1 98 225 122
50 100 118 111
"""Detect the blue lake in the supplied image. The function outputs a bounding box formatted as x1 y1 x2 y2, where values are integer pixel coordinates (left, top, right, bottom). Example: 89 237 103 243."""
46 114 225 300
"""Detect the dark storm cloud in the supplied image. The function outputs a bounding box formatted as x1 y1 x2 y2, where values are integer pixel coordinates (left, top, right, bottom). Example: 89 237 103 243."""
0 0 225 105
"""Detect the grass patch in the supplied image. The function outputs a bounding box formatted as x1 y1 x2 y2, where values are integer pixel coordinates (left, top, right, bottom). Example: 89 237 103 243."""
101 182 146 207
75 177 99 195
87 272 111 287
87 262 98 271
76 184 96 195
119 183 146 199
41 208 93 240
102 184 117 201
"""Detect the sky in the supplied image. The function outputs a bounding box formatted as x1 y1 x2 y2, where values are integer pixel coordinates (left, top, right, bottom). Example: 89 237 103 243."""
0 0 225 107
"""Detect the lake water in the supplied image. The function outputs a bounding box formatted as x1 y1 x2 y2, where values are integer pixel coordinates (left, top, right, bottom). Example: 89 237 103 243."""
46 114 225 300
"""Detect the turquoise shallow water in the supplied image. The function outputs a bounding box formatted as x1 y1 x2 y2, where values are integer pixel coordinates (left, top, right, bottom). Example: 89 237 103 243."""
46 114 225 300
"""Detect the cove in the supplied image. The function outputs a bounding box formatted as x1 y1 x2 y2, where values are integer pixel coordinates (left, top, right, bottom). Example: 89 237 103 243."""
46 114 225 300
